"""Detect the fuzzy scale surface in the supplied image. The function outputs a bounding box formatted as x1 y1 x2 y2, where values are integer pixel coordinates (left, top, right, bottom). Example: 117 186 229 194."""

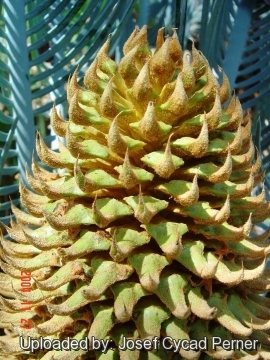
1 26 270 360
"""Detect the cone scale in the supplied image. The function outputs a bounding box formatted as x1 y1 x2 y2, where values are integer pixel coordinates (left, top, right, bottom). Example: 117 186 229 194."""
1 26 270 359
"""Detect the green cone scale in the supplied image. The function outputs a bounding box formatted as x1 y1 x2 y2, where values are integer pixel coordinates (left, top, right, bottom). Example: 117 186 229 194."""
1 26 270 359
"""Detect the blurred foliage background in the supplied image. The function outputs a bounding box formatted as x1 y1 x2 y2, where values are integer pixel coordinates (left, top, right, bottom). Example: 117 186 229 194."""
0 0 270 231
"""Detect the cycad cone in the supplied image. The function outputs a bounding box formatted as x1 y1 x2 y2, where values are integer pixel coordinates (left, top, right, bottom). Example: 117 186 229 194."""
1 26 270 360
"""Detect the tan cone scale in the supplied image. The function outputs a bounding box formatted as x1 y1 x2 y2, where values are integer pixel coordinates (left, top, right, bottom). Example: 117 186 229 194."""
1 26 270 359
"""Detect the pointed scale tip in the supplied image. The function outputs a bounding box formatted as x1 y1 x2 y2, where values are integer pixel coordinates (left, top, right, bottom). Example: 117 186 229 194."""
107 116 127 155
214 194 231 224
67 66 83 103
176 174 199 207
154 135 176 178
190 116 209 158
155 27 165 51
181 53 195 90
51 103 67 137
74 157 99 193
208 148 232 183
134 186 153 225
218 66 231 104
119 149 139 189
205 90 222 130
